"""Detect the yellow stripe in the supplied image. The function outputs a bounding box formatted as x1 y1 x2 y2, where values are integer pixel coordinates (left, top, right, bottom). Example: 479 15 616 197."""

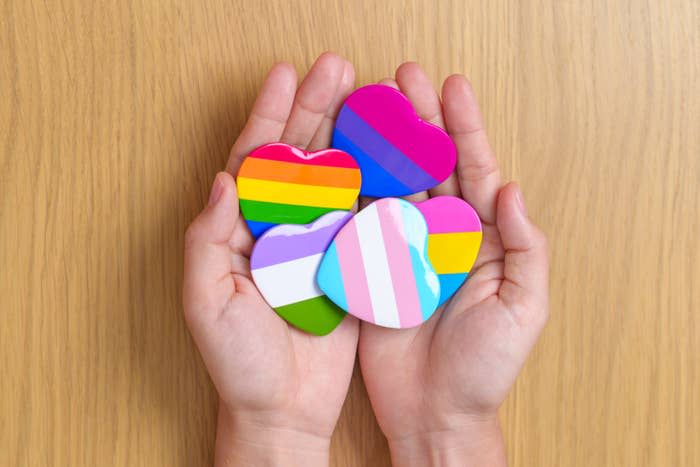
428 232 482 274
237 177 359 209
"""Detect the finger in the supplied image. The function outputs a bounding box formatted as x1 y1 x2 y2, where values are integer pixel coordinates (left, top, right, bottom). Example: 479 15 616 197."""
496 182 549 327
307 60 356 151
442 74 501 224
396 62 444 127
183 172 239 316
395 63 461 198
280 52 346 149
227 63 297 175
379 77 397 87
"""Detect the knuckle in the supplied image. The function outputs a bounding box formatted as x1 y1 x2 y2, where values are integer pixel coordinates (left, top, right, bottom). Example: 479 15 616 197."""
458 151 498 182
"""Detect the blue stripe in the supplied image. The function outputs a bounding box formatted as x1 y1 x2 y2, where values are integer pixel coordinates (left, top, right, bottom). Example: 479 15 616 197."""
317 243 349 311
333 106 438 196
245 220 277 238
399 200 440 320
437 273 468 306
332 130 413 197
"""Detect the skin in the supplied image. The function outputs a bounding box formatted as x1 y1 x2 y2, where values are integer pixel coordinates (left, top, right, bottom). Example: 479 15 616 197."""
183 54 549 467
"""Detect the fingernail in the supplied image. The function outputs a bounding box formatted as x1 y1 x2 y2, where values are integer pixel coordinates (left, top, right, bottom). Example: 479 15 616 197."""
514 184 528 217
208 174 225 206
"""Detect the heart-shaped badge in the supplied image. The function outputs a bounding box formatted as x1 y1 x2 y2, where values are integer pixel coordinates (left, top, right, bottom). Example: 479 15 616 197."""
237 143 361 238
250 211 352 335
332 84 457 197
414 196 482 305
317 198 440 329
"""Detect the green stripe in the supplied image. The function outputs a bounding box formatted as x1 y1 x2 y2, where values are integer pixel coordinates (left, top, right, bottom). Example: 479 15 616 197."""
240 199 344 224
274 296 346 336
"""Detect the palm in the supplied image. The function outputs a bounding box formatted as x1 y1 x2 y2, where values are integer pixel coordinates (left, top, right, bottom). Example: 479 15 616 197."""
183 53 360 439
357 64 548 442
210 217 359 435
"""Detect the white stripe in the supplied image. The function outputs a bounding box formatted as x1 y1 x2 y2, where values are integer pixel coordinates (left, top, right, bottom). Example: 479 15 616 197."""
251 253 325 307
355 204 401 328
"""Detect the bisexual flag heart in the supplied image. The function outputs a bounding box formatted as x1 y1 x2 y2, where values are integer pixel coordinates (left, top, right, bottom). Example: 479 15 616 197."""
332 84 456 197
237 143 361 238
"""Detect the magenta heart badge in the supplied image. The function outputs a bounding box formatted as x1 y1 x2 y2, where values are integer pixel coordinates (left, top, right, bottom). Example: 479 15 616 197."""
332 84 457 197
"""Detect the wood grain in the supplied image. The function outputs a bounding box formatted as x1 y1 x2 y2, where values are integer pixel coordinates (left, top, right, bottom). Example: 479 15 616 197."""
1 1 698 465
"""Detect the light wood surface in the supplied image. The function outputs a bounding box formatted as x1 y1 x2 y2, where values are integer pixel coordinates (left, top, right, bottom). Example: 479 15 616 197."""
1 1 698 466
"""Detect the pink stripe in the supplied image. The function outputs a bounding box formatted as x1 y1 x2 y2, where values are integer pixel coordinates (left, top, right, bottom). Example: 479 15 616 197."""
334 221 375 323
345 85 456 182
415 197 482 233
377 200 423 328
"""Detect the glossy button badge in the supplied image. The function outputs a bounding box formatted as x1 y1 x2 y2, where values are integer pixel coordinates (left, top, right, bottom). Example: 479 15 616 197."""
250 211 352 336
415 196 483 305
332 84 457 197
317 198 440 329
237 143 361 238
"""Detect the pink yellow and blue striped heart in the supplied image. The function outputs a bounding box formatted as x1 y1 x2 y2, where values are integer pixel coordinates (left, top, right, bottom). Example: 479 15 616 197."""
332 84 457 197
237 143 361 238
414 196 483 306
317 198 441 329
250 211 352 336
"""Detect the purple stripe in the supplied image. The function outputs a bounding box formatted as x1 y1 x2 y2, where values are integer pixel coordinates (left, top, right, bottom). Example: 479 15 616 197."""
250 211 352 269
335 106 437 191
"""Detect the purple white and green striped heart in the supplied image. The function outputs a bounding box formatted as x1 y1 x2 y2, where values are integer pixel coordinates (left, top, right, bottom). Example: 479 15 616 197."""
250 211 351 335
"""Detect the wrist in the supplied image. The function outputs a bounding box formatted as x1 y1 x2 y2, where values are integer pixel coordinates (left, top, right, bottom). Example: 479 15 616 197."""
387 414 506 467
215 403 331 467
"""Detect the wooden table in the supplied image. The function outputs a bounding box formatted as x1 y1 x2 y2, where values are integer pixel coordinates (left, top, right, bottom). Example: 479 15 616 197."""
2 1 698 465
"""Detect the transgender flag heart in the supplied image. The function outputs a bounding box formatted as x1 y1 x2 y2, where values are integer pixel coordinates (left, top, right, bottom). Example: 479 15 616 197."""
317 198 441 329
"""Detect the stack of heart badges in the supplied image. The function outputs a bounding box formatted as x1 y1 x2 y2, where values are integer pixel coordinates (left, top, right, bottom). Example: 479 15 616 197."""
239 84 482 335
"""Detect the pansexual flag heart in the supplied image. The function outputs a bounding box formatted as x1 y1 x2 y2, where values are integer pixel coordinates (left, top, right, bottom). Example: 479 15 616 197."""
250 211 351 336
332 84 457 197
415 196 483 305
317 198 441 329
237 143 361 238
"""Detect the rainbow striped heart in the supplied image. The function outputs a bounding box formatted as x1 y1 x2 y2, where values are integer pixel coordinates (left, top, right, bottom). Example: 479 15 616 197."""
237 143 361 238
332 84 457 197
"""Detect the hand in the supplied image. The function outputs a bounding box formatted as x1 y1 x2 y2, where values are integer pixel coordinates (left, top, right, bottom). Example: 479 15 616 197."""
358 63 549 466
183 53 359 467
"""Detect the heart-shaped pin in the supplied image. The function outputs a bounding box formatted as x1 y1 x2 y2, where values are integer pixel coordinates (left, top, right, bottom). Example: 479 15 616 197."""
332 84 457 197
414 196 483 305
237 143 361 238
250 211 351 336
317 198 440 329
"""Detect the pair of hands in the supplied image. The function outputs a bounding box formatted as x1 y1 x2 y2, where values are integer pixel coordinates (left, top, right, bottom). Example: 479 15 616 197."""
183 53 548 467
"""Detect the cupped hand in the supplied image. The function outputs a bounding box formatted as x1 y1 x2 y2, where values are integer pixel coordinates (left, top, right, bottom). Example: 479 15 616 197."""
183 53 359 467
358 64 549 467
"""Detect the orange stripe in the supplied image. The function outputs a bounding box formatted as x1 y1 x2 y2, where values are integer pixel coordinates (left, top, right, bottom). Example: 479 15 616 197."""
238 158 361 188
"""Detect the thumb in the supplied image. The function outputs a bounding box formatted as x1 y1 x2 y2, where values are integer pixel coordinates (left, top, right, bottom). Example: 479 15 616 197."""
496 182 549 326
183 172 239 316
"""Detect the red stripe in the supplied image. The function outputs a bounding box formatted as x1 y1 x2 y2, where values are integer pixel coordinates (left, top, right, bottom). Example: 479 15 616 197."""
250 143 359 168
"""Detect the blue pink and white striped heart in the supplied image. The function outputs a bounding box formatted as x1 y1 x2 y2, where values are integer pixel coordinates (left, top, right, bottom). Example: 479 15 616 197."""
317 198 441 329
